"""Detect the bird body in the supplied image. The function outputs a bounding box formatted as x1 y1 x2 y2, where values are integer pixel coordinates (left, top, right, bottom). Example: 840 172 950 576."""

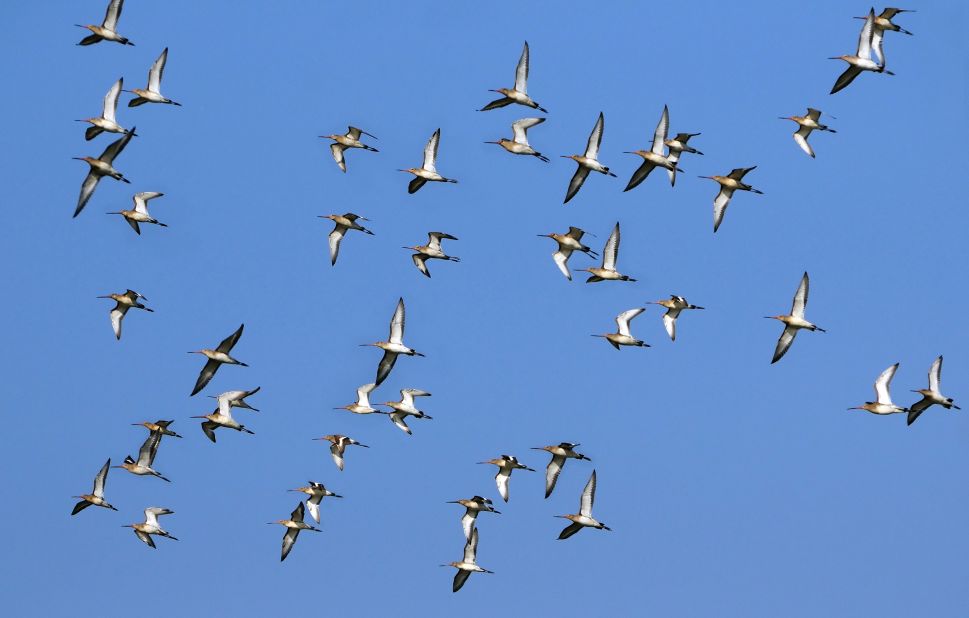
577 222 635 283
315 435 368 471
189 324 247 396
322 127 378 172
401 129 457 193
382 389 432 435
76 0 132 46
289 482 342 523
125 507 177 548
127 48 181 106
780 108 836 158
479 455 534 502
73 129 136 217
664 132 703 186
270 502 319 561
649 295 704 341
594 307 648 350
442 528 493 592
98 289 152 340
71 459 117 515
406 232 460 277
701 166 763 233
479 41 547 113
78 78 133 140
908 356 960 425
563 112 615 203
767 272 824 364
321 213 373 265
448 496 500 541
335 383 380 415
830 10 894 94
109 191 167 234
849 363 908 415
532 442 590 498
623 105 683 192
193 392 255 442
363 298 423 386
486 117 549 161
538 226 598 280
556 470 610 539
115 430 170 481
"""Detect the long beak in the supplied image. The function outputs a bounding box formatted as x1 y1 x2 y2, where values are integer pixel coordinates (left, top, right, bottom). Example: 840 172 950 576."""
483 141 499 144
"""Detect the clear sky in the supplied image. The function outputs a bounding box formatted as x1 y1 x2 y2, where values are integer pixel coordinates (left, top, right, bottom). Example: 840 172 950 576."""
1 1 967 616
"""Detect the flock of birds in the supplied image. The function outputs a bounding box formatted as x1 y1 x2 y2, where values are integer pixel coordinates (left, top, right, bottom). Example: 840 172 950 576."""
69 1 957 593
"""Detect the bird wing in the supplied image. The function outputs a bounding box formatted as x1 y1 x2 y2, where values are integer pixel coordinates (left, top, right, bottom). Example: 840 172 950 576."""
125 217 141 235
584 112 604 159
390 412 412 435
514 41 529 93
615 307 644 337
495 469 510 502
771 326 798 364
375 350 398 387
565 227 585 241
110 306 128 340
201 420 218 443
407 177 427 194
330 143 346 172
216 323 245 353
712 187 734 233
874 363 899 405
806 108 822 123
663 308 681 341
907 397 932 426
290 501 306 523
93 458 110 497
857 10 875 59
464 527 479 563
558 521 584 540
793 126 815 158
328 225 347 266
624 160 656 192
99 129 134 164
192 359 221 396
103 0 124 30
602 222 620 271
422 129 440 172
412 254 431 277
306 495 322 523
830 65 863 95
459 510 478 541
133 191 162 215
356 383 376 407
928 356 942 393
75 172 101 217
72 500 92 515
148 48 168 93
552 249 573 280
579 470 596 517
727 166 754 181
103 78 122 122
137 430 160 466
452 569 471 593
791 272 810 318
388 298 405 344
511 117 544 145
135 529 156 548
478 96 513 112
563 165 590 204
872 28 886 66
281 528 300 561
651 105 670 154
330 442 345 470
544 454 565 498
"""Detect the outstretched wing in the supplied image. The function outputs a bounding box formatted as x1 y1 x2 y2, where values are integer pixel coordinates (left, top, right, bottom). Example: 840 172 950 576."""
712 187 734 233
874 363 899 405
579 470 597 517
514 41 529 93
793 126 815 158
771 326 798 364
584 112 604 159
544 454 565 498
102 0 124 30
328 225 346 266
651 105 669 154
99 129 134 164
791 272 810 318
216 324 245 353
423 129 440 172
103 78 122 122
602 223 620 271
148 48 169 93
551 249 572 280
511 117 544 145
563 165 589 204
330 143 346 172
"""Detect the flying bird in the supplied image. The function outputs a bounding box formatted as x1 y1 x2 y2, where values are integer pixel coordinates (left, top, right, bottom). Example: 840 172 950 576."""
531 443 591 499
908 356 960 425
848 363 908 415
556 470 611 539
400 128 457 194
562 112 616 203
321 127 378 172
592 307 648 350
126 48 181 107
77 78 133 140
447 496 500 541
334 383 380 415
362 298 424 387
192 392 256 443
854 8 915 65
269 502 319 562
649 295 704 342
478 41 547 113
381 388 433 435
76 0 133 46
664 132 703 186
780 108 836 158
125 507 177 549
97 289 152 340
405 232 460 278
699 166 763 233
206 387 261 412
73 129 135 217
108 191 167 234
114 430 169 482
288 482 342 524
766 272 825 364
537 226 598 280
478 455 534 502
830 10 894 95
314 435 368 471
623 105 684 192
320 213 374 266
189 323 247 396
485 117 549 162
576 222 636 283
71 459 117 515
441 528 493 593
131 420 182 439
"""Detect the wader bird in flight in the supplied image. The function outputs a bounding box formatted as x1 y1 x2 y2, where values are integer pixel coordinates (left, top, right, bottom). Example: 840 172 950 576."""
321 127 378 172
334 383 380 415
848 363 908 416
442 528 493 593
854 8 915 66
125 507 178 549
485 117 549 162
108 191 167 235
593 307 648 350
478 41 547 113
478 455 534 502
766 272 825 364
382 388 433 435
77 78 134 140
400 128 458 194
132 420 182 439
192 392 256 443
97 289 152 340
556 470 611 540
362 298 423 386
314 435 369 471
532 442 591 499
830 9 894 95
126 48 181 107
189 324 247 396
207 387 261 412
71 459 117 515
563 112 615 204
577 222 636 283
269 502 319 562
907 356 960 425
664 132 703 187
779 108 836 158
320 213 374 266
76 0 133 46
623 105 684 192
537 226 598 281
115 430 170 482
699 166 763 233
73 129 135 217
406 232 460 278
288 482 342 524
649 295 704 342
447 496 500 541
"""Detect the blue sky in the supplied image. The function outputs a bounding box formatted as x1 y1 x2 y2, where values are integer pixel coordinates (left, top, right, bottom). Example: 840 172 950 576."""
1 1 967 616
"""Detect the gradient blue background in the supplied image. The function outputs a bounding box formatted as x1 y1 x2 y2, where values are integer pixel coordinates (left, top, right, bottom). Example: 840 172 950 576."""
1 1 966 616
